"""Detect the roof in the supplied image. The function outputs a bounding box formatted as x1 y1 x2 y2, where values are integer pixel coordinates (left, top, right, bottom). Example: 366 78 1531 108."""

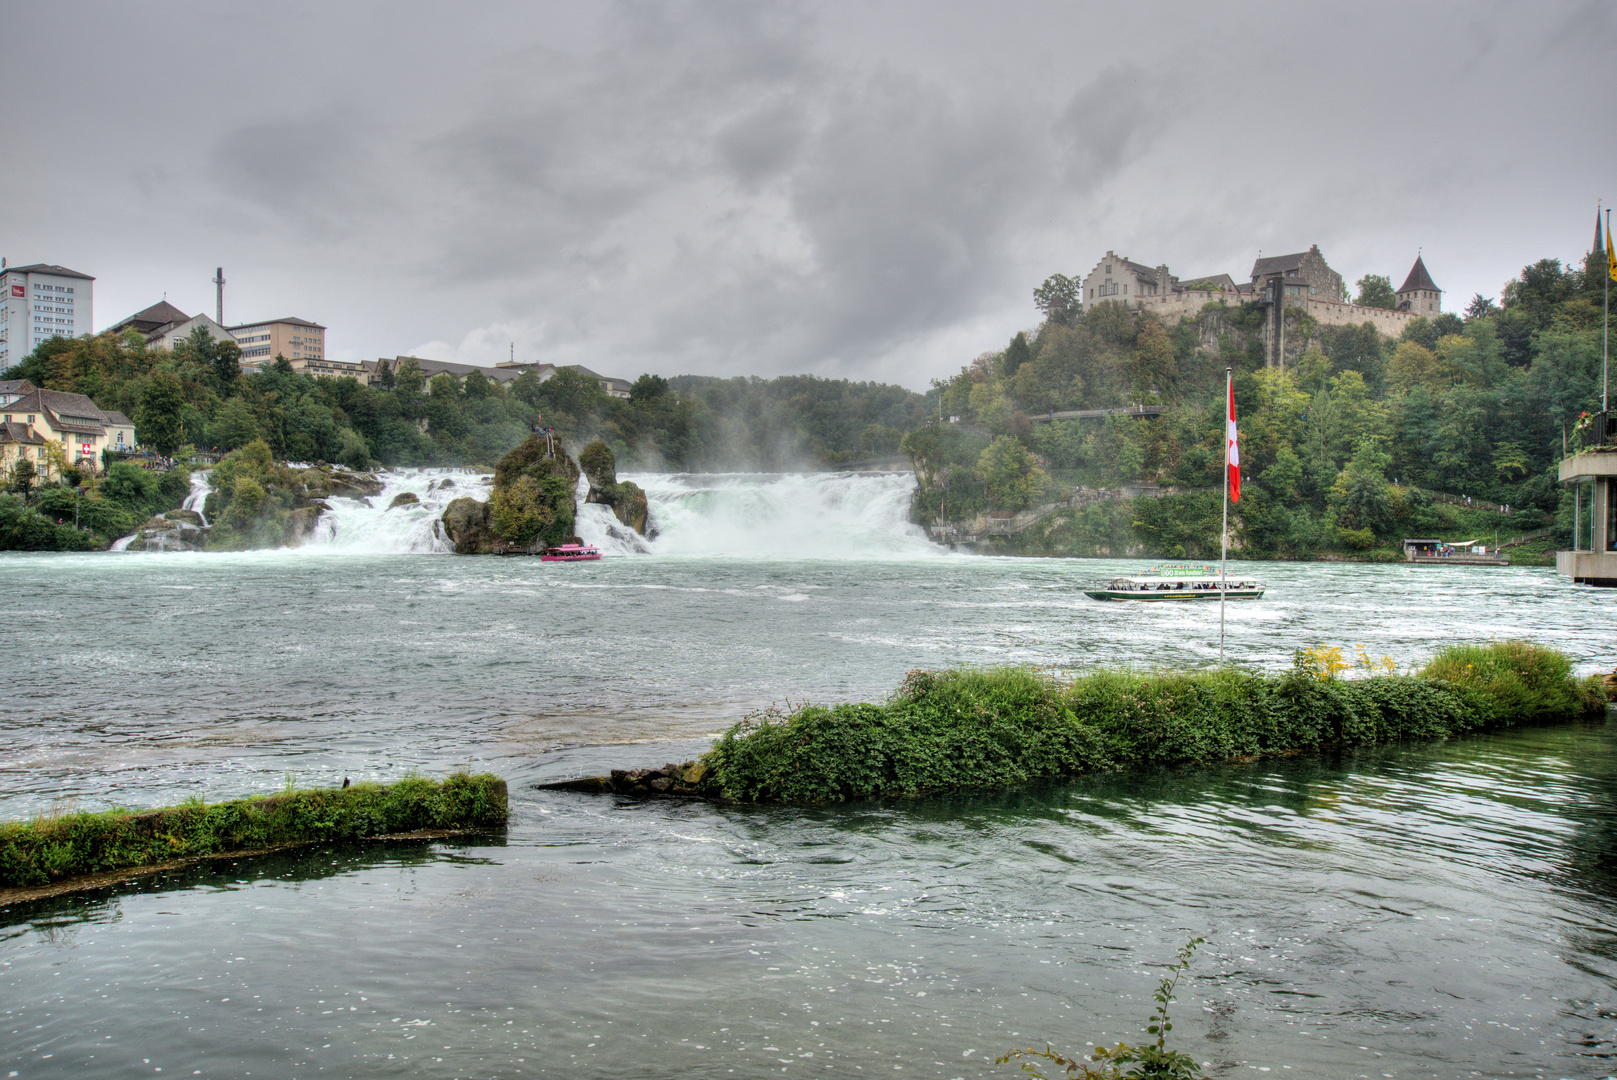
1251 251 1311 278
3 263 94 281
0 421 46 445
226 317 325 330
102 410 134 427
108 300 192 336
1178 274 1237 291
0 379 37 396
3 388 114 434
390 356 525 384
1398 256 1440 294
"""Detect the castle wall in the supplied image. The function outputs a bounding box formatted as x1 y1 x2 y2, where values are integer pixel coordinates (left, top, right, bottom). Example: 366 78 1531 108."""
1293 297 1413 332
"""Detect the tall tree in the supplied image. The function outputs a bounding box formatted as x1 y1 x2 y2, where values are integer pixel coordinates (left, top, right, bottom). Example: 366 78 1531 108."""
1355 274 1396 310
136 371 187 455
1033 274 1080 326
1003 332 1032 378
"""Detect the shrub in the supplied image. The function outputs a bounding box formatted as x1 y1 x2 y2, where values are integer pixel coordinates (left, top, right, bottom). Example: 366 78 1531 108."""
0 773 508 889
1420 640 1606 723
698 641 1602 804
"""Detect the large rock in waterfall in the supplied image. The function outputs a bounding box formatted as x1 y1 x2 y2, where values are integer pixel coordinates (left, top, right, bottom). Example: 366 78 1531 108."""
130 515 208 552
578 440 653 536
441 496 495 554
299 467 385 499
436 435 581 555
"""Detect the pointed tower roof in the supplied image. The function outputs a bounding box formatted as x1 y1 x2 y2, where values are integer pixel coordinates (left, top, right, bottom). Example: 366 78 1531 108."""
1397 256 1440 294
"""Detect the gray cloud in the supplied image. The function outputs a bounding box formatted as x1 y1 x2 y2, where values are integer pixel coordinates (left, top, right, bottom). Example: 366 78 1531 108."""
1 0 1612 387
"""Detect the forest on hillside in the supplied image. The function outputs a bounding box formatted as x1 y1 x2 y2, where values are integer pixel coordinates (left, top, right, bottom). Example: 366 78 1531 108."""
904 249 1612 557
3 334 931 473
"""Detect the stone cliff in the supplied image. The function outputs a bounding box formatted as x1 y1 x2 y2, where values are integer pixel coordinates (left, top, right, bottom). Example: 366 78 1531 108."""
578 440 653 536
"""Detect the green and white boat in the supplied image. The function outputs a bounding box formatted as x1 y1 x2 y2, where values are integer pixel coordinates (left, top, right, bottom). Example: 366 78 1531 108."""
1083 563 1265 602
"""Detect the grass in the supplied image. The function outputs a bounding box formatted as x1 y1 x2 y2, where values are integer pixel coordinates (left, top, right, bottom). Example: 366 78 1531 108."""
696 642 1607 803
0 772 507 889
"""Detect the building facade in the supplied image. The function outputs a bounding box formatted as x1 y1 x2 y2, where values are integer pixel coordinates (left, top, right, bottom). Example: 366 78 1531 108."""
227 317 326 370
0 263 94 370
0 383 133 474
107 301 238 353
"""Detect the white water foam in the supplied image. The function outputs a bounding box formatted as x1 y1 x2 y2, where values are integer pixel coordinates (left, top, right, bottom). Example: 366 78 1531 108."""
304 469 491 554
113 469 216 551
115 466 930 558
614 471 934 558
182 470 213 525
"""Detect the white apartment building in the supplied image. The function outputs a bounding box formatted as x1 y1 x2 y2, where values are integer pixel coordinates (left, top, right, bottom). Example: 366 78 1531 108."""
0 263 94 369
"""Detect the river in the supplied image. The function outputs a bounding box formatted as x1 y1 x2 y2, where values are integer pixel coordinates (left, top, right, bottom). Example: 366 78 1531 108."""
2 469 1615 1079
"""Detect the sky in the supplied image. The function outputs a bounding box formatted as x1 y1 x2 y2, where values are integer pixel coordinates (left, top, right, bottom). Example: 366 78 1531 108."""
3 0 1614 390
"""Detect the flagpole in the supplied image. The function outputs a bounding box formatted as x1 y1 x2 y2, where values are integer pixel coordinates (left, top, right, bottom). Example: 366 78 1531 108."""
1604 205 1610 414
1220 366 1231 665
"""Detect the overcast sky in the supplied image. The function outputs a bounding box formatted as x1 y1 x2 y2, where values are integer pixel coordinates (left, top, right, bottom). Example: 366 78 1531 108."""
4 1 1613 389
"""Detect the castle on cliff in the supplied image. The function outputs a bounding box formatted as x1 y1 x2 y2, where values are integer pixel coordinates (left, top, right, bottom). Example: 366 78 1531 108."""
1079 246 1441 366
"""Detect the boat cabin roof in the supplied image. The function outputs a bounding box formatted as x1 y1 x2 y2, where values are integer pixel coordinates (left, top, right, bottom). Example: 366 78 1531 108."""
1105 575 1259 587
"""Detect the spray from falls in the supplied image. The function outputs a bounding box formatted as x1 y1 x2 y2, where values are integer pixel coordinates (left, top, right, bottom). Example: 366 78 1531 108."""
304 470 491 554
575 471 933 558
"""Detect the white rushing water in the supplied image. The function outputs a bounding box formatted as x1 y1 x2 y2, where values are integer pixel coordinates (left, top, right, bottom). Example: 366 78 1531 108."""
181 469 212 525
111 466 930 557
581 470 933 558
303 468 490 553
297 467 929 557
111 469 216 550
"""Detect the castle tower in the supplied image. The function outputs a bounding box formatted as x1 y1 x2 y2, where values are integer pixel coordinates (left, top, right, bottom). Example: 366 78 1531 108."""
1396 256 1441 315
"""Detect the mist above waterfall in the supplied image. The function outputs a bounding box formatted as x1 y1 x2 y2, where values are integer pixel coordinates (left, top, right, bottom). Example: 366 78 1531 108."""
587 472 933 558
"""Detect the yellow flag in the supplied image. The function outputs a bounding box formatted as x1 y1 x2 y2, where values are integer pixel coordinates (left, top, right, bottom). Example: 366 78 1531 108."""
1609 211 1617 282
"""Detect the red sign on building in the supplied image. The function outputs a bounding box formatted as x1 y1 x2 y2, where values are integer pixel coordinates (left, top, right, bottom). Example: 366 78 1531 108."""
10 285 23 297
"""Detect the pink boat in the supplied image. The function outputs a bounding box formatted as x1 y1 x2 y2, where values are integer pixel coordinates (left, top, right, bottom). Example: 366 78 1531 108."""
540 543 601 562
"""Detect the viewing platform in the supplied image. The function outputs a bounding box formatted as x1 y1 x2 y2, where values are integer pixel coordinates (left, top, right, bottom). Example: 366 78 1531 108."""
1403 538 1510 566
1557 425 1617 586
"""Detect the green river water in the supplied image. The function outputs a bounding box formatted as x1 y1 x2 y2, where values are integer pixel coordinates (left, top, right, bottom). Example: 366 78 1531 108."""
2 470 1616 1079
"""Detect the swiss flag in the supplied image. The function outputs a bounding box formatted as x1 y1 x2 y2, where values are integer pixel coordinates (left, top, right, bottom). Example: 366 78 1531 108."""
1226 379 1240 503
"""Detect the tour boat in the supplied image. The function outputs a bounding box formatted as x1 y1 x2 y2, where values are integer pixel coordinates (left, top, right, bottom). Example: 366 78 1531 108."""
540 543 602 562
1084 563 1264 601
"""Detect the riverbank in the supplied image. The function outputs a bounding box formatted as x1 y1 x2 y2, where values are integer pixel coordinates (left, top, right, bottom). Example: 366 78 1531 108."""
0 772 507 898
559 642 1607 803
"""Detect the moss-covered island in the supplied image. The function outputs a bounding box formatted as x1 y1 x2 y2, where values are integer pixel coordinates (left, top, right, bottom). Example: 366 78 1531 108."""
0 772 507 895
548 642 1608 804
441 433 582 554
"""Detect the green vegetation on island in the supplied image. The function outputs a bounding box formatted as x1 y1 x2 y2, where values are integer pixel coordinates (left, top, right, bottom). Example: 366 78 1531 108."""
909 249 1613 560
683 642 1604 803
0 772 508 891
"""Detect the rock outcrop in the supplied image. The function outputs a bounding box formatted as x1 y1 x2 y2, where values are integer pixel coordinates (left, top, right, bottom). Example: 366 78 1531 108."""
578 439 653 536
485 435 580 552
441 496 496 554
540 761 710 798
130 516 207 552
299 468 386 499
387 492 420 510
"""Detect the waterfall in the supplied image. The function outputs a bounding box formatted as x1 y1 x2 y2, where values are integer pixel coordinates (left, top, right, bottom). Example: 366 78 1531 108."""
108 466 930 558
182 470 213 526
574 471 933 558
112 469 214 550
303 469 491 554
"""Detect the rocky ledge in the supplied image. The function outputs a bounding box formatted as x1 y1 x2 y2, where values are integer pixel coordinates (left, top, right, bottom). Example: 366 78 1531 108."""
540 760 709 797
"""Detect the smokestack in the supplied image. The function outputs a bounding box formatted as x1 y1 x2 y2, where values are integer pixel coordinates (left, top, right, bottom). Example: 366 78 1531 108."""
212 267 226 325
